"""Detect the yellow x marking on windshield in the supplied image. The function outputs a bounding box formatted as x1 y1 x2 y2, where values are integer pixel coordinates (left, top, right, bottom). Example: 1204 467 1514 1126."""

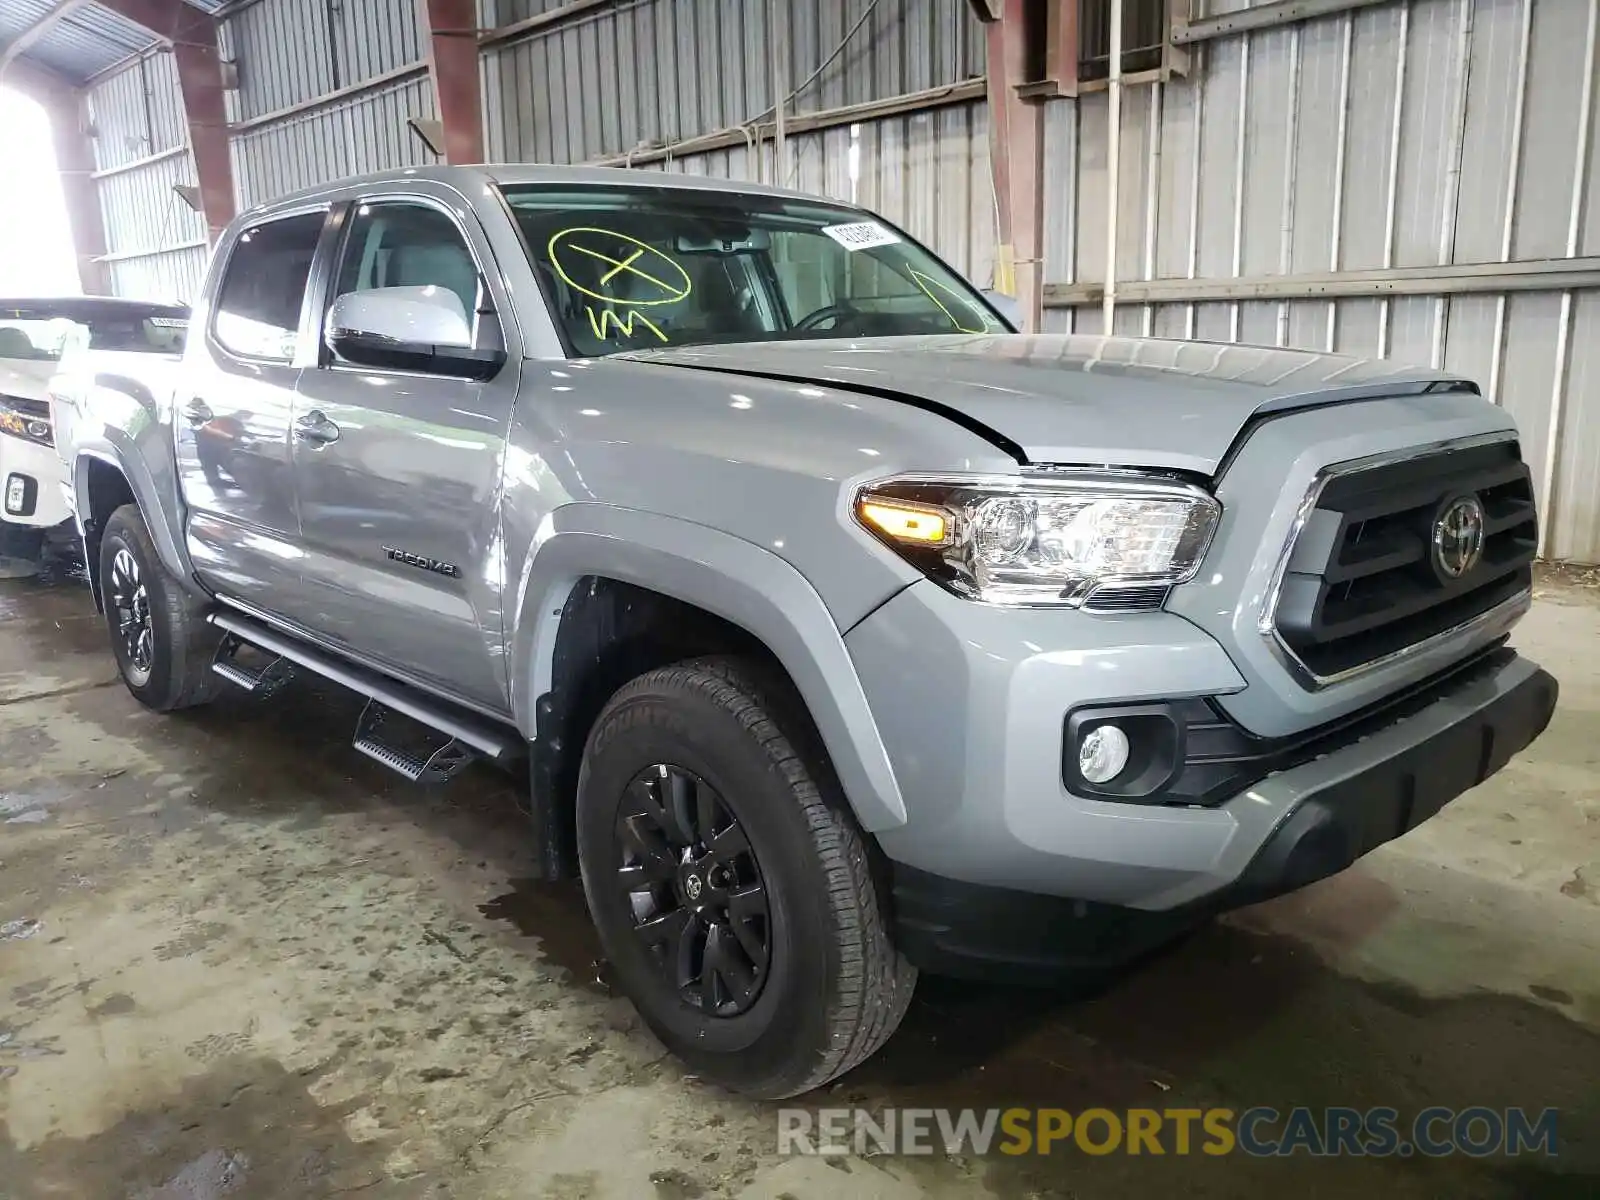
570 243 675 292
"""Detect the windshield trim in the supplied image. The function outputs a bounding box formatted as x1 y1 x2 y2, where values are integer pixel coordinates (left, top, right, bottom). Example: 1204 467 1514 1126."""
494 182 1013 361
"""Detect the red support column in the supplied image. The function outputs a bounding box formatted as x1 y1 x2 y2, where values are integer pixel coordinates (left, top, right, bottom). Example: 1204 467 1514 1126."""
982 0 1046 331
171 22 237 245
418 0 484 165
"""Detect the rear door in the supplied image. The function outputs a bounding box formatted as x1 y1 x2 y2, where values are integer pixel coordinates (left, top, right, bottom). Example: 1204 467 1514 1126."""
289 193 520 713
178 209 328 610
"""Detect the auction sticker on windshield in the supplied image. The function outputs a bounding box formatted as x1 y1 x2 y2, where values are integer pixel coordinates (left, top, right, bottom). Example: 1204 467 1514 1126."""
822 221 901 251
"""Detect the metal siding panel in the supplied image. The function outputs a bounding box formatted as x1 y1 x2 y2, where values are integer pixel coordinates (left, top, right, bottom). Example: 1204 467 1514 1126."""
1288 300 1329 350
1238 300 1276 346
967 102 995 290
1076 93 1108 283
1452 0 1523 264
1333 298 1383 358
1511 0 1590 259
1289 14 1344 273
1440 293 1498 391
1241 27 1292 277
146 53 186 155
1393 0 1464 269
1386 294 1434 366
1154 78 1197 280
1340 3 1404 270
1118 78 1151 285
1194 301 1232 341
228 77 437 208
1551 291 1600 561
1042 99 1077 284
1196 36 1243 279
1498 291 1561 507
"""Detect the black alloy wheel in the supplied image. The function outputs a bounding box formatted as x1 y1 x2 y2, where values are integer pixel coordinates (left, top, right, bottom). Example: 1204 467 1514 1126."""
617 763 770 1016
107 544 155 685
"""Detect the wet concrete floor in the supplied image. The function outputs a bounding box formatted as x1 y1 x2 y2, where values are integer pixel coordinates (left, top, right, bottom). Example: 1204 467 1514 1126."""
0 557 1596 1198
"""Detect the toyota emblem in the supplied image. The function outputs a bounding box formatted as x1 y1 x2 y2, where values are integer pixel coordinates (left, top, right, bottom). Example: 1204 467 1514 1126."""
684 874 703 901
1433 495 1486 580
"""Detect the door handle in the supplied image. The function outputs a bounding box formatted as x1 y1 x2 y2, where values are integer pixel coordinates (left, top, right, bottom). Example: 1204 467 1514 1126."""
294 410 341 445
182 397 213 426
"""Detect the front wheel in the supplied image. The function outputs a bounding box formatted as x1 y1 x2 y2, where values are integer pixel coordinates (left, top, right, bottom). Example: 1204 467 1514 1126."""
576 657 915 1098
99 504 220 712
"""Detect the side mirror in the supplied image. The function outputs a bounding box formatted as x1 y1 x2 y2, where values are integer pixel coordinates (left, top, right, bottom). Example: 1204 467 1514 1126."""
326 286 505 380
983 290 1023 331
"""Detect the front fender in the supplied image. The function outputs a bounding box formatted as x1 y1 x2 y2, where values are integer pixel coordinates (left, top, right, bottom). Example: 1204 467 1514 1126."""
510 503 907 831
74 443 196 593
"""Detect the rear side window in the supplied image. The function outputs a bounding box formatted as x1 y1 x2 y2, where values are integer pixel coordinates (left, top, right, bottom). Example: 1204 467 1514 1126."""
212 212 326 360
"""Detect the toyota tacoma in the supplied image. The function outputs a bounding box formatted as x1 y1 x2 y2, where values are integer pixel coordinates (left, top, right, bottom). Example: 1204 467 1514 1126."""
60 166 1557 1098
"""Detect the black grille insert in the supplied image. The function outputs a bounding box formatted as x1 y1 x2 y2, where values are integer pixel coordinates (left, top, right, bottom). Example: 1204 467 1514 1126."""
1274 441 1536 679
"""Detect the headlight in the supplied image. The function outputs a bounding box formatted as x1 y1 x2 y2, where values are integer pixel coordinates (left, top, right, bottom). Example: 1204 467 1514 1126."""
853 472 1220 607
0 397 52 448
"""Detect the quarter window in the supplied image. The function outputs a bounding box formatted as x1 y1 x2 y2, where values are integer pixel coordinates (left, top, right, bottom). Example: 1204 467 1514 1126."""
212 212 325 360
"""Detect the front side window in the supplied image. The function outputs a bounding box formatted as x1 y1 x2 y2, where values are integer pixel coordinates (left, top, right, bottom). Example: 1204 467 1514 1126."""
330 201 483 331
501 184 1005 357
212 211 325 360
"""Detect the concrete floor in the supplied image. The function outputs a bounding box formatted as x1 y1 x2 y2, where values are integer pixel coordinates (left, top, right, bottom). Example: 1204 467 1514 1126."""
0 559 1596 1199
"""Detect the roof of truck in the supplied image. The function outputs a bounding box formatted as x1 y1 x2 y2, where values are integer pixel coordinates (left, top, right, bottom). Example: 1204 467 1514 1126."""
243 164 849 218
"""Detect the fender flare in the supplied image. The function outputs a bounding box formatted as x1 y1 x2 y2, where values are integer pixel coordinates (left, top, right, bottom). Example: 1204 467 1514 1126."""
509 503 908 831
74 446 195 588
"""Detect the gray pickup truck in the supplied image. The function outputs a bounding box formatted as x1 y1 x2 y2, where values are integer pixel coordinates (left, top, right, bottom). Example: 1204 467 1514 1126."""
61 165 1557 1098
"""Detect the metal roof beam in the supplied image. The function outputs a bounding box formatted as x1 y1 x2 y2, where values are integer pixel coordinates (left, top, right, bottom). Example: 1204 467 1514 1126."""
0 0 95 74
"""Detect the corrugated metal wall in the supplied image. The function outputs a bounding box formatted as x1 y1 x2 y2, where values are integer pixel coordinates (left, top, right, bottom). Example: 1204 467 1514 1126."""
75 0 1600 559
1045 0 1600 562
85 50 209 302
481 0 984 162
231 75 437 207
219 0 421 121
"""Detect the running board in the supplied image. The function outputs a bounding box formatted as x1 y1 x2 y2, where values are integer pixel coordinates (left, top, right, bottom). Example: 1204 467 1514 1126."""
206 610 524 778
353 697 477 784
211 631 295 698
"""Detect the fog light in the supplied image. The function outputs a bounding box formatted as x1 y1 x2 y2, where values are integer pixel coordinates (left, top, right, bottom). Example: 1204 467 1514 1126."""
1078 724 1130 784
5 475 26 515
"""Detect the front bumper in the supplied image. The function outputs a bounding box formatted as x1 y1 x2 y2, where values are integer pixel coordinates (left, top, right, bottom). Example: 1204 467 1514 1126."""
846 581 1556 934
886 647 1555 981
0 433 71 530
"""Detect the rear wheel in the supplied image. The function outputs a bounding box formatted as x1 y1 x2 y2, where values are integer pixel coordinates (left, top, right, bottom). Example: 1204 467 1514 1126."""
576 656 915 1098
99 504 220 712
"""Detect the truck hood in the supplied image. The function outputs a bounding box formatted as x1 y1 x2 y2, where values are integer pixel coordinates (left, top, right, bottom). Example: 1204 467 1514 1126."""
0 358 57 402
626 335 1466 474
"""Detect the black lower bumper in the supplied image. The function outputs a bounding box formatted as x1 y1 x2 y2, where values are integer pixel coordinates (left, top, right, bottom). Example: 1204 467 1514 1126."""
890 651 1559 984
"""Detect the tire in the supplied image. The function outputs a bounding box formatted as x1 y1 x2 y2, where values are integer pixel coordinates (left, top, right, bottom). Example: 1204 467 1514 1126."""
576 656 916 1098
99 504 221 712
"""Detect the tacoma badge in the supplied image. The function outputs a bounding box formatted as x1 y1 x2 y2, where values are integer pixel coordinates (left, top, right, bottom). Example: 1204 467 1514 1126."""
382 546 463 579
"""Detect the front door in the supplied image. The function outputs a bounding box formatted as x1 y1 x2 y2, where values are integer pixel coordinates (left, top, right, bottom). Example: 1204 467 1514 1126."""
177 210 326 612
290 196 518 713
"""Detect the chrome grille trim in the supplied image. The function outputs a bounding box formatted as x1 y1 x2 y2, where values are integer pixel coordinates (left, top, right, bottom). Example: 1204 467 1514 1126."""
1258 431 1528 690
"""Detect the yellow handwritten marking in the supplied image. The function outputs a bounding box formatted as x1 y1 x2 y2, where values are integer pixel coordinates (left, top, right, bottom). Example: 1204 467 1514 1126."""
570 244 675 292
585 306 668 343
599 247 645 284
547 227 692 306
910 269 991 335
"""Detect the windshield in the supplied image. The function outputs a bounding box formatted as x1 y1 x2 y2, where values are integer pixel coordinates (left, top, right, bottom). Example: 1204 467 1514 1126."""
501 184 1007 356
0 308 187 364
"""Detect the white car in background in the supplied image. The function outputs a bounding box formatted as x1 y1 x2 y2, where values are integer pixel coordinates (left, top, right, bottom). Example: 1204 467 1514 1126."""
0 298 187 567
